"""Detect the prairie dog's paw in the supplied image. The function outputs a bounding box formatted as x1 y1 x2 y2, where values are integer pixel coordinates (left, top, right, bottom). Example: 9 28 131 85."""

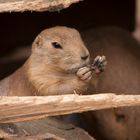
91 55 107 74
77 67 92 82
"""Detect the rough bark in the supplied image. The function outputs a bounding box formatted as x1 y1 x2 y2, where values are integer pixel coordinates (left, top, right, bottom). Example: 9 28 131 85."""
0 0 81 13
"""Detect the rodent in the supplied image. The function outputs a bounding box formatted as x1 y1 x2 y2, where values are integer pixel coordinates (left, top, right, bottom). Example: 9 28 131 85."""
0 26 105 96
80 27 140 140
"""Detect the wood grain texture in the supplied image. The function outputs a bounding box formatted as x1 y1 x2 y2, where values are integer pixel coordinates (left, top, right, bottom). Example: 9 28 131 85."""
0 0 81 12
0 118 95 140
0 93 140 123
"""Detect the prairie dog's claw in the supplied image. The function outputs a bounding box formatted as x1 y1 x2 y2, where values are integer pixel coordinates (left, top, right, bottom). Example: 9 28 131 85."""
92 55 107 73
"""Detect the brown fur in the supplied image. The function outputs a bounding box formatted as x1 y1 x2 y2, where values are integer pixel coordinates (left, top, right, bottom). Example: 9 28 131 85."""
80 27 140 140
0 26 94 96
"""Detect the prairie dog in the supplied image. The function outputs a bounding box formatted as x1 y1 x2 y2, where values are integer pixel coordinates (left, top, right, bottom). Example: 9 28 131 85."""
0 26 101 96
80 27 140 140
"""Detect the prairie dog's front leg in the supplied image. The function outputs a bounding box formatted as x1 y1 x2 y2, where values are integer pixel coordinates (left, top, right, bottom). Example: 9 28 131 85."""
75 56 107 94
77 67 92 82
75 66 98 94
76 55 107 84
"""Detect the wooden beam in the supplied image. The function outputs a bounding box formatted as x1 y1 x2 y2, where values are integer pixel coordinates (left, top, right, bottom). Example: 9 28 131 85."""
0 93 140 123
0 0 81 13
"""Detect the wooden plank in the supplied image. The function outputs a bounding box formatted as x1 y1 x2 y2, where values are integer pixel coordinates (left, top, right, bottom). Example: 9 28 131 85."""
0 118 95 140
0 93 140 123
0 0 81 13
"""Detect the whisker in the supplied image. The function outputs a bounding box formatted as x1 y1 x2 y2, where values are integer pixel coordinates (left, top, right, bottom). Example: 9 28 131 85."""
63 56 72 61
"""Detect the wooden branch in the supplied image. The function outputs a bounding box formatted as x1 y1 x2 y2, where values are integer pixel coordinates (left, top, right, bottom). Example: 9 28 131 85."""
0 0 81 13
0 93 140 123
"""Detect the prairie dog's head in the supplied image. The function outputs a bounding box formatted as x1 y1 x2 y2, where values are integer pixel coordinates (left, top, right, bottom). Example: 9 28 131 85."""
31 26 90 73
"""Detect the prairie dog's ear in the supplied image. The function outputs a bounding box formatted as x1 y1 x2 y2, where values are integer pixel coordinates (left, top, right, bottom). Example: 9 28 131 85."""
32 35 43 49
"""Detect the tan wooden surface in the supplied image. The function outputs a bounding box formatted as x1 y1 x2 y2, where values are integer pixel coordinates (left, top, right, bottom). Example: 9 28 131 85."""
0 118 95 140
0 93 140 123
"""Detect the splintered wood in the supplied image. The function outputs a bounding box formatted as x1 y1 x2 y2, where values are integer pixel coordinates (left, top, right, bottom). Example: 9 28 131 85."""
0 0 81 13
0 93 140 123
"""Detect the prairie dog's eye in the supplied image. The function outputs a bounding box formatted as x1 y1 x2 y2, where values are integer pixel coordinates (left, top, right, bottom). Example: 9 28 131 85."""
52 42 62 49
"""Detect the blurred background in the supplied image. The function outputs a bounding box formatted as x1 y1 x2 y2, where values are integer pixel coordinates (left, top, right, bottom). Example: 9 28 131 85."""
0 0 138 79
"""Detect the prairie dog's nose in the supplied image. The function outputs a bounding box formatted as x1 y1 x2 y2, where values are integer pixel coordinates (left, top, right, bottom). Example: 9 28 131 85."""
81 55 89 60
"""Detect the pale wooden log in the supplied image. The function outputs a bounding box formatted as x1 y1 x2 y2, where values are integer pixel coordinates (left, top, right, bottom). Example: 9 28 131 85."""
0 132 65 140
0 93 140 123
0 0 81 13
